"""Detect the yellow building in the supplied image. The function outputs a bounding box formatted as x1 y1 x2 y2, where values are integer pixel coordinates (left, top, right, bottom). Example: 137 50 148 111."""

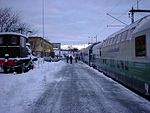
28 37 54 57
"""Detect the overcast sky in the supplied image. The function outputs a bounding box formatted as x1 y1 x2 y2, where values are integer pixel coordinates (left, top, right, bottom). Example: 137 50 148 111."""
0 0 150 45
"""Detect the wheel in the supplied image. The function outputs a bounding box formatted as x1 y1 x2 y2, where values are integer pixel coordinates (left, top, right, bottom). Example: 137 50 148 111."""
15 64 25 74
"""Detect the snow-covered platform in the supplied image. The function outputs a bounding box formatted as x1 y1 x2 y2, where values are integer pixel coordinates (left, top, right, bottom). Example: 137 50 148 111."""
0 60 150 113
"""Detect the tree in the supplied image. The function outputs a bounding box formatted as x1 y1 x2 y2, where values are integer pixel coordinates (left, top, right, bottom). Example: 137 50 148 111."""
0 8 32 34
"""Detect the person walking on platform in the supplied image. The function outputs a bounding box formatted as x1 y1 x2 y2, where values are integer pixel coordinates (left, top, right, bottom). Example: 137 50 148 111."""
70 56 73 64
75 56 78 63
66 56 69 63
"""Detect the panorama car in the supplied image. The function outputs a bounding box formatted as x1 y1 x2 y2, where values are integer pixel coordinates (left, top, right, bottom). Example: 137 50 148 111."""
82 16 150 96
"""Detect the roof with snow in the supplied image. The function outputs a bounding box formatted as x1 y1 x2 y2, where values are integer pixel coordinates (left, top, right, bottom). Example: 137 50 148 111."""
0 32 27 38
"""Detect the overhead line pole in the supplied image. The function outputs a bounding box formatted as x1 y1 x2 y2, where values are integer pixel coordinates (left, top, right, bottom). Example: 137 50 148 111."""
137 0 139 9
42 0 45 58
42 0 45 39
129 7 150 23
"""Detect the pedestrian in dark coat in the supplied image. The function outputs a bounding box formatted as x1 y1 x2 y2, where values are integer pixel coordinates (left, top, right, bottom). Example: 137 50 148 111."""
75 56 78 63
70 56 73 64
66 56 69 63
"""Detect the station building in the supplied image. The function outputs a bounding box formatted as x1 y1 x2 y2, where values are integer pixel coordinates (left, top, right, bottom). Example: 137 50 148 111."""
28 36 54 58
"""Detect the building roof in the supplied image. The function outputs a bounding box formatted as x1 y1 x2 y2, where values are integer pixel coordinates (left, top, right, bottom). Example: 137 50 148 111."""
28 36 53 46
0 32 27 38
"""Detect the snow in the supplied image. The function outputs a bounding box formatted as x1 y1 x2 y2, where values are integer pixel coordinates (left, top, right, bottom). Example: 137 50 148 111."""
0 60 150 113
0 59 66 113
81 62 150 107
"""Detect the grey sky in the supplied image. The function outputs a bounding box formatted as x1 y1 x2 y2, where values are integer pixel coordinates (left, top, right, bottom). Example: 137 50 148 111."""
0 0 150 45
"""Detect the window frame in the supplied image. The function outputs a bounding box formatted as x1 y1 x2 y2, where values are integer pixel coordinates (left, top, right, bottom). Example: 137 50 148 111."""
0 36 3 45
11 36 18 45
135 35 146 57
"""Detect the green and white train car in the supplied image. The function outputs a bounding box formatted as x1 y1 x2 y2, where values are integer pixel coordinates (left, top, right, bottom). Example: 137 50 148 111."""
91 16 150 96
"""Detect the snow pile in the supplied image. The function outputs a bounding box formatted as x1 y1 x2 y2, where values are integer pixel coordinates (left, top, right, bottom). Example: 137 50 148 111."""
0 60 66 113
81 62 150 108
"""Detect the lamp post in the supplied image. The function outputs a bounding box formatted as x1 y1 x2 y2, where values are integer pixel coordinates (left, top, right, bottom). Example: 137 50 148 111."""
42 0 45 58
42 0 45 39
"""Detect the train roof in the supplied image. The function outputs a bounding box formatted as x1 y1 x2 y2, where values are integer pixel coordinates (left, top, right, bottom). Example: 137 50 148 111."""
84 42 101 50
133 15 150 34
110 15 150 37
102 15 150 47
92 42 102 49
0 32 27 38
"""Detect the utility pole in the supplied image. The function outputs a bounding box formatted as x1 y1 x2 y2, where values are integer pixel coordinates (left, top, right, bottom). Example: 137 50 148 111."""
42 0 45 58
42 0 45 39
129 7 150 23
129 7 134 23
137 0 139 9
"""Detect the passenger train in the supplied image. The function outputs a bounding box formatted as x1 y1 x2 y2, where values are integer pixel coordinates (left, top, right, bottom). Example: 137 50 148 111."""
0 32 37 73
80 16 150 96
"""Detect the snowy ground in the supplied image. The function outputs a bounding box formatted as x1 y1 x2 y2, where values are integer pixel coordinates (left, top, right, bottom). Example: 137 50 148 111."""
0 60 150 113
0 60 66 113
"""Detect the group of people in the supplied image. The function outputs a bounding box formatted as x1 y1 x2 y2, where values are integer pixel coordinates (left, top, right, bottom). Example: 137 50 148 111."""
66 55 78 64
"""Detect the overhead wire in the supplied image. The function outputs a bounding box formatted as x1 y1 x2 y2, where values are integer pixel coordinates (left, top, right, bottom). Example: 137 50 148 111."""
99 0 143 39
109 0 143 25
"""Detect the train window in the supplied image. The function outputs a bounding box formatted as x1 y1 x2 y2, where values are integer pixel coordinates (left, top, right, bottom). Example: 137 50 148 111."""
111 37 115 45
114 35 118 44
107 39 110 46
105 39 108 46
125 30 128 40
117 61 120 69
103 59 107 64
93 54 96 59
126 28 135 40
103 40 106 47
117 34 122 43
11 36 18 44
0 37 3 44
109 38 112 45
120 61 124 70
125 61 128 70
100 50 101 56
121 31 128 42
135 35 146 57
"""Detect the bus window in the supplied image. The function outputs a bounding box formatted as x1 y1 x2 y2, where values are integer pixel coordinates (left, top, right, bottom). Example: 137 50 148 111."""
0 37 3 45
135 35 146 57
11 36 18 45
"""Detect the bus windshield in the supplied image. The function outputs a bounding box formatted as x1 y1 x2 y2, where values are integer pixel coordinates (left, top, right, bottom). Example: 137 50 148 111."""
0 35 20 46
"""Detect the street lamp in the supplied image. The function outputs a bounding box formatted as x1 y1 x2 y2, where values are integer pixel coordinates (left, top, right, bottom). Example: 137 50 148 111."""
42 0 45 58
42 0 45 39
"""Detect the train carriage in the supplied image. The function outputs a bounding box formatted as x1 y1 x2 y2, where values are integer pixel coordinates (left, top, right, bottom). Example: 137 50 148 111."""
0 32 36 73
80 42 100 66
91 42 102 69
81 16 150 96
